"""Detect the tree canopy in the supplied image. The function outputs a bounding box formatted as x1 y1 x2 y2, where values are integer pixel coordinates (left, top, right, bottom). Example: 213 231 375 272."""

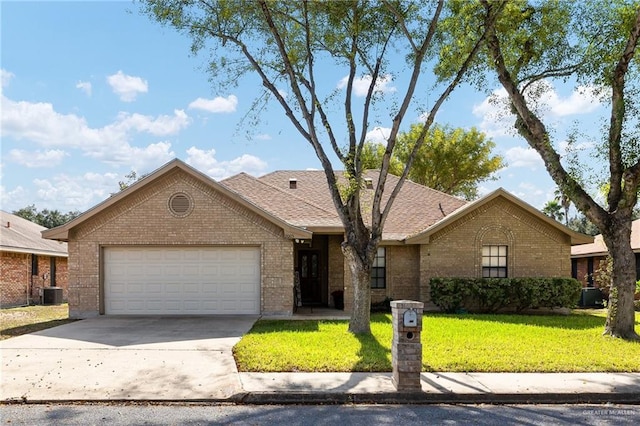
394 124 503 200
12 205 80 229
541 199 565 223
362 124 504 200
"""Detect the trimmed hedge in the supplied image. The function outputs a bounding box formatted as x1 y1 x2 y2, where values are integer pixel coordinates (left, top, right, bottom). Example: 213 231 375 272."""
430 277 582 313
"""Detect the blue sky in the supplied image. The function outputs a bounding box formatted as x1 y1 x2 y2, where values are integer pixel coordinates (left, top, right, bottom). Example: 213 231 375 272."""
1 1 606 214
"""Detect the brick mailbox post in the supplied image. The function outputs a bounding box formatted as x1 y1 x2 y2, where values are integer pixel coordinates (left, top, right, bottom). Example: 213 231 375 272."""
390 300 423 391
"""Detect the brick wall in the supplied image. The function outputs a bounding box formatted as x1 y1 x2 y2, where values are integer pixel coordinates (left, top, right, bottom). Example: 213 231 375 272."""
573 256 607 288
1 251 68 307
337 243 420 312
66 169 293 318
1 252 29 307
419 198 572 305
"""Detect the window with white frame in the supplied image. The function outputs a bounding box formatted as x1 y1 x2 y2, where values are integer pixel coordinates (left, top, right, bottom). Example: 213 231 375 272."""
482 245 508 278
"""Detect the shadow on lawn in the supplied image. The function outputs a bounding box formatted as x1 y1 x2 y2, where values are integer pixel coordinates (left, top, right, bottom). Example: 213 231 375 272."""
249 314 391 334
0 319 77 339
352 331 392 372
423 312 614 330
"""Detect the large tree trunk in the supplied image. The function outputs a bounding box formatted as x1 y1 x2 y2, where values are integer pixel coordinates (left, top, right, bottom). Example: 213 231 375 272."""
343 244 372 335
602 219 639 340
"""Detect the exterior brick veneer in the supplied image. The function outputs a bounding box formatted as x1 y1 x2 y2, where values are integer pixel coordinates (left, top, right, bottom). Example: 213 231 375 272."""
417 198 571 307
66 169 293 318
1 251 68 307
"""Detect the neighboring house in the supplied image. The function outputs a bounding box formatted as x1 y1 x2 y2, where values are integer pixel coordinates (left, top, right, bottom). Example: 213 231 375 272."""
42 159 591 319
571 219 640 288
1 210 69 307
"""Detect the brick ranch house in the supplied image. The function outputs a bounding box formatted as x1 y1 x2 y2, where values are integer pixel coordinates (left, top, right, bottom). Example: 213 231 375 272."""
571 219 640 289
1 210 68 307
42 159 591 319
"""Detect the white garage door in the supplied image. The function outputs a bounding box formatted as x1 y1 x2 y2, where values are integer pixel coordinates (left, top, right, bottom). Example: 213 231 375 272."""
104 247 260 315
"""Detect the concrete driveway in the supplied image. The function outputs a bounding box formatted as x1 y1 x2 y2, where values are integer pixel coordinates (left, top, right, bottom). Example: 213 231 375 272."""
0 316 258 402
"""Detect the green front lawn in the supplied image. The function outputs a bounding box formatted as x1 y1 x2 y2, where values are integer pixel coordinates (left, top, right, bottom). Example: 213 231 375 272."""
233 311 640 373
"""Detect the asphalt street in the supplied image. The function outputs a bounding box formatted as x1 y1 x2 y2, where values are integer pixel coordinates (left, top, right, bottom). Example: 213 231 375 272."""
2 404 640 425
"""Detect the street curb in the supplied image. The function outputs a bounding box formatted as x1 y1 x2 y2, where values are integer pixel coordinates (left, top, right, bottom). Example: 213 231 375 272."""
235 392 640 405
2 393 639 406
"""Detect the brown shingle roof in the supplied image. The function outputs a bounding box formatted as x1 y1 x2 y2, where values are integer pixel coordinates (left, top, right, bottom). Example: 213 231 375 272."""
241 170 467 240
571 219 640 257
0 211 67 256
220 173 341 229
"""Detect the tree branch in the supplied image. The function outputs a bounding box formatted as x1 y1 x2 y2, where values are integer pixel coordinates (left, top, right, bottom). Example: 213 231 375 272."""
480 0 607 226
607 5 640 211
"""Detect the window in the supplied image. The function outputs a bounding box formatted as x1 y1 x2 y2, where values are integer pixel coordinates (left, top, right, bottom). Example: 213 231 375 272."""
482 245 507 278
31 254 39 276
371 247 386 289
50 258 57 287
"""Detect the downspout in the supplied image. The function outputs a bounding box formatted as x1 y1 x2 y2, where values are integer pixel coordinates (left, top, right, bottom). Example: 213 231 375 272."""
27 254 32 306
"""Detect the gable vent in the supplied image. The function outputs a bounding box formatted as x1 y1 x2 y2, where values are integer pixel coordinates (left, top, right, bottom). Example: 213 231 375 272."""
168 192 193 217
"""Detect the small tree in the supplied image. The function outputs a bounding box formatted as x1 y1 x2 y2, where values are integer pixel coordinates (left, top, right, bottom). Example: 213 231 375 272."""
542 199 565 223
394 124 504 200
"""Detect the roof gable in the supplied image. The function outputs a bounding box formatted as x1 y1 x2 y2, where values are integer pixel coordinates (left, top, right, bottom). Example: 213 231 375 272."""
0 210 67 256
42 159 310 241
405 188 593 245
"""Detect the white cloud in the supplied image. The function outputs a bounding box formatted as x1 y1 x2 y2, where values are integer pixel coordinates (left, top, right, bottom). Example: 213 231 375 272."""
513 182 545 201
107 70 148 102
9 149 67 168
90 141 175 170
111 110 191 136
504 146 544 170
473 82 603 137
33 171 121 210
549 85 601 116
76 81 92 96
254 134 272 141
188 95 238 113
185 147 268 180
337 74 396 97
0 170 127 212
1 69 14 88
558 139 595 156
472 88 515 138
0 184 27 212
365 126 391 144
1 95 185 167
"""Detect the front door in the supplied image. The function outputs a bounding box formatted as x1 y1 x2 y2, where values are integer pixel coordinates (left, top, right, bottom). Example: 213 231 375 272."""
298 250 322 305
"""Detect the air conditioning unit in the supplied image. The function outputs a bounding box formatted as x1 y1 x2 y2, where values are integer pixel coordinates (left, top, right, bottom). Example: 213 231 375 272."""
43 287 63 305
579 287 604 308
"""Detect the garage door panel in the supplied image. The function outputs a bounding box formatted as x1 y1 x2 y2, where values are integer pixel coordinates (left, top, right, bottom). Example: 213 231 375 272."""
104 247 260 315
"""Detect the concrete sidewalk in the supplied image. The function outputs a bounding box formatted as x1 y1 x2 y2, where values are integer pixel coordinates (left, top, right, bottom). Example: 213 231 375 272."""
237 372 640 404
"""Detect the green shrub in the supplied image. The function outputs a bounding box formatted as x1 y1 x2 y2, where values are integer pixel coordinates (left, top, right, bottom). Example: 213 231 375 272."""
371 297 393 313
429 278 471 313
430 277 582 313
